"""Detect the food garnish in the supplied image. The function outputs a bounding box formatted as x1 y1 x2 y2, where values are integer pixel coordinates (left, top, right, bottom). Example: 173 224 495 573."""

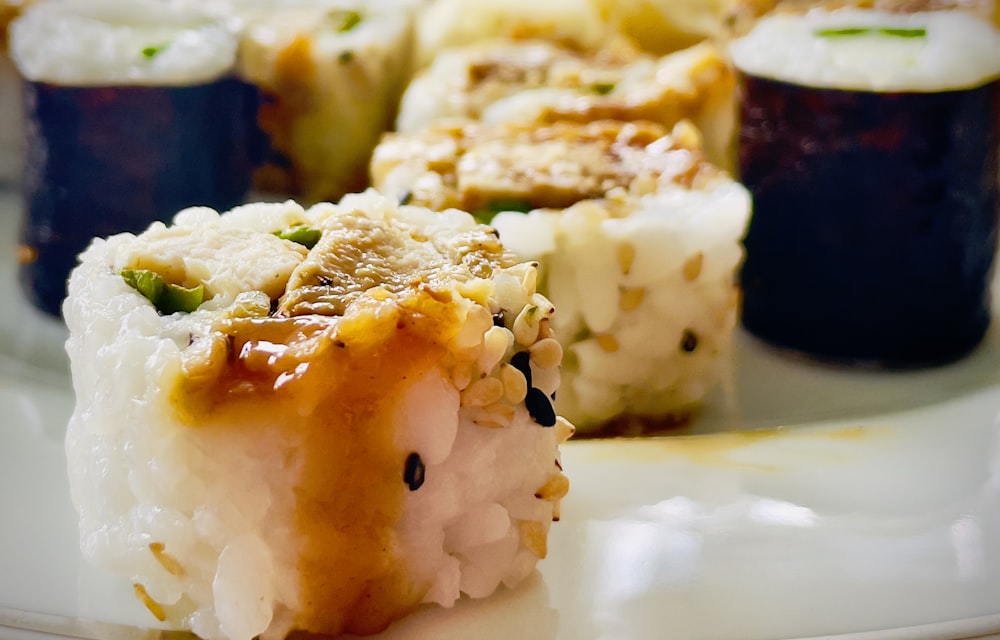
473 199 534 225
331 10 362 33
274 225 322 249
121 269 205 314
815 26 926 38
141 43 169 59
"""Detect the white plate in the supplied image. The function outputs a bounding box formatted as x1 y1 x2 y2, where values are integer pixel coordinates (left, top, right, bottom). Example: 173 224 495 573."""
2 189 1000 640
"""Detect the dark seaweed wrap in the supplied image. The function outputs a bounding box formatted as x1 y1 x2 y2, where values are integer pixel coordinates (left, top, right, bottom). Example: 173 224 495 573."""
18 78 264 317
738 74 1000 366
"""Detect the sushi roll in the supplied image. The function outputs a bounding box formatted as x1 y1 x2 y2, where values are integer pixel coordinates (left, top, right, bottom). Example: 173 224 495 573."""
413 0 613 68
590 0 735 54
395 37 737 170
730 7 1000 365
235 0 418 203
0 0 29 186
63 190 571 640
9 0 262 317
371 119 751 433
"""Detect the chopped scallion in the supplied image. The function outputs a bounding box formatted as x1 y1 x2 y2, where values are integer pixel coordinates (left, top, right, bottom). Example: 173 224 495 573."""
274 225 322 249
141 44 168 59
814 26 926 38
879 27 926 38
332 10 362 33
472 199 534 225
121 269 205 314
592 82 616 95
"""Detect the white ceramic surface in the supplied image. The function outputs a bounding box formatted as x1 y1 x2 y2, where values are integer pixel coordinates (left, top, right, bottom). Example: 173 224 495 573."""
1 189 1000 640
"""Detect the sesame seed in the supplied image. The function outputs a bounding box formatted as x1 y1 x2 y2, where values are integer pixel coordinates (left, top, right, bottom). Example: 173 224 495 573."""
533 472 570 501
461 376 504 407
616 242 635 275
619 287 646 312
500 363 528 403
526 387 557 427
595 334 619 353
680 329 699 353
528 338 563 369
510 351 532 388
404 453 425 491
682 252 704 282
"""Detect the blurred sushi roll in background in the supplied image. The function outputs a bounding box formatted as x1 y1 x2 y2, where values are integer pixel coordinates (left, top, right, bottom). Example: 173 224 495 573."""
730 5 1000 366
0 1 30 186
371 119 751 434
396 36 738 172
413 0 615 68
63 190 571 640
233 0 418 203
9 0 262 317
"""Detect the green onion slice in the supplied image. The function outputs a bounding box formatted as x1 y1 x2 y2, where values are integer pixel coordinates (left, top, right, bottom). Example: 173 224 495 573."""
141 43 169 59
274 225 322 249
331 10 363 33
815 26 926 38
591 82 616 95
472 199 534 225
121 269 205 314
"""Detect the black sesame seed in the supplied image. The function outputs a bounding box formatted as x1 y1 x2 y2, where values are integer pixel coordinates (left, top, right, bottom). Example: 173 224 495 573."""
339 50 354 64
399 190 413 205
680 329 698 353
526 387 557 427
403 453 425 491
317 274 334 286
492 311 506 327
510 351 532 388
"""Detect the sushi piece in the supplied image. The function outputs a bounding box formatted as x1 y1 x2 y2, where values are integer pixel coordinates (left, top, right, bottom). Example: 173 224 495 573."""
590 0 735 54
371 119 751 433
235 0 418 202
9 0 262 317
395 37 737 170
413 0 614 68
63 190 571 640
730 7 1000 365
0 0 30 186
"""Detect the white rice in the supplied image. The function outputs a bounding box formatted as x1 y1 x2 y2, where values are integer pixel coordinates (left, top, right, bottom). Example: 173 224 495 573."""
729 8 1000 91
63 191 570 640
494 181 750 430
371 119 751 432
9 0 240 85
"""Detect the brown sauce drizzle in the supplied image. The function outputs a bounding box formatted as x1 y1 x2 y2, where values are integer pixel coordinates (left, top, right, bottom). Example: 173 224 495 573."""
174 305 460 636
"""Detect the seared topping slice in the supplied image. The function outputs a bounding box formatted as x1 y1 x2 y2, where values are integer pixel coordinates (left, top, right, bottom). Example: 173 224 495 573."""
372 119 724 218
277 210 510 317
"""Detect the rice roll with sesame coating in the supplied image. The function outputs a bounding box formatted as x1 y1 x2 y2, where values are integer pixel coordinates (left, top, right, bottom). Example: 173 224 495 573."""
9 0 261 316
63 190 571 640
395 37 737 169
235 0 417 202
371 119 751 433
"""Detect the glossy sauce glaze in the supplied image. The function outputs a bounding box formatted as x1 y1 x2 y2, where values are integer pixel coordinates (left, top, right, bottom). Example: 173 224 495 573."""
738 74 1000 366
18 79 263 316
176 306 460 637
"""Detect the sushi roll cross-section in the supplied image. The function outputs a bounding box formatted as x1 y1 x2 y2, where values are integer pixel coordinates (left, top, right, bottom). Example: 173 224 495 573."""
63 191 572 640
9 0 263 317
731 7 1000 366
372 119 751 434
396 37 738 170
236 0 418 203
